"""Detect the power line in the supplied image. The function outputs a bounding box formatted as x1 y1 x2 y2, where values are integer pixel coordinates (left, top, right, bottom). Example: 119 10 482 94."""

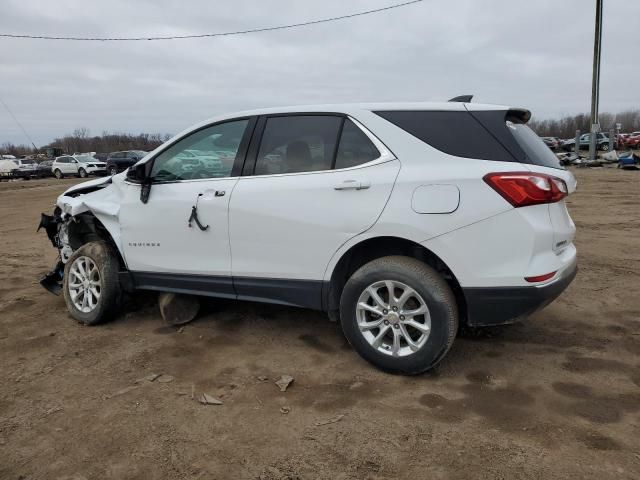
0 96 38 150
0 0 424 41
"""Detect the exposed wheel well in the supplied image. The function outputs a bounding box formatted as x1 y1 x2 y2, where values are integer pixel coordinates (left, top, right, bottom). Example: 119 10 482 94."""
67 213 125 268
326 236 467 324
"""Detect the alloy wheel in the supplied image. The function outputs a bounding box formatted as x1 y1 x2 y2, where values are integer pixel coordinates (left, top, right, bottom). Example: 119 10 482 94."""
68 256 101 313
355 280 431 357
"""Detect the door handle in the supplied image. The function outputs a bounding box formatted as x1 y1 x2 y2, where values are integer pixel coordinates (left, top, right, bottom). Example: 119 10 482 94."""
201 189 225 200
334 180 370 191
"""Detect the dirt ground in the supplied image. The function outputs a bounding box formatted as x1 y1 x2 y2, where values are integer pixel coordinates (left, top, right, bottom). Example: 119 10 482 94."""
0 168 639 480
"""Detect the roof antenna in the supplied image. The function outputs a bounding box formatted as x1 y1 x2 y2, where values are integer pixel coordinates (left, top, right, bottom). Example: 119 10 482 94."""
448 95 473 103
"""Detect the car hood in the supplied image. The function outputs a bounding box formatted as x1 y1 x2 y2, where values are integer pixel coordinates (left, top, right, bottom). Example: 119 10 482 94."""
62 175 113 196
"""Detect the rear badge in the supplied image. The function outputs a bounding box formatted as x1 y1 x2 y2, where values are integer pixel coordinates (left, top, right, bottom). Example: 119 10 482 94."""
128 242 161 247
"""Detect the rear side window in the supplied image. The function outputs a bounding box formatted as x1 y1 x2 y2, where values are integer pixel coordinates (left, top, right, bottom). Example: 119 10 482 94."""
335 119 380 169
376 110 563 169
375 110 514 162
506 122 562 169
254 115 342 175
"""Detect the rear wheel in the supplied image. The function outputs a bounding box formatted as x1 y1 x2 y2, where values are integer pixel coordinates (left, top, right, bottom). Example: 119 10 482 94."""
340 256 458 374
109 166 118 176
63 241 122 325
600 143 609 152
54 169 63 179
78 168 87 178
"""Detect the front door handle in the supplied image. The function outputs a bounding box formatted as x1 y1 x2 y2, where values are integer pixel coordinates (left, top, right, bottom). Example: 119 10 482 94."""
334 180 371 191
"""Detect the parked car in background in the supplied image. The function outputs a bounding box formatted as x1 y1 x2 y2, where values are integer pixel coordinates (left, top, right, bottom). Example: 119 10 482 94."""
625 132 640 149
40 100 577 374
106 150 147 175
0 158 38 179
52 155 107 179
615 133 629 147
541 137 561 150
36 160 54 178
562 132 611 151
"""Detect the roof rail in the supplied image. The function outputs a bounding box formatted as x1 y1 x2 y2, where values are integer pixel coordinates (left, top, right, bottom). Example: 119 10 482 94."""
448 95 473 103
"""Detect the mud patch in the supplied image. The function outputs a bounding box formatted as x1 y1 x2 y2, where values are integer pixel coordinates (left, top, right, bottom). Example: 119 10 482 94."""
298 334 335 353
0 297 36 314
466 370 494 386
484 351 502 358
153 326 179 335
296 380 379 412
579 431 622 451
418 379 535 430
550 386 640 424
552 382 592 398
418 393 448 408
562 355 631 375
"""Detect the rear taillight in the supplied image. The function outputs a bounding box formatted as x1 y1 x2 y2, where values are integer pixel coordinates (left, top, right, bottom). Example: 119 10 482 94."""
483 172 568 208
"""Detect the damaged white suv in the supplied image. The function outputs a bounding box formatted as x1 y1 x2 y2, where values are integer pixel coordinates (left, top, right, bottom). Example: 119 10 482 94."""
39 99 577 374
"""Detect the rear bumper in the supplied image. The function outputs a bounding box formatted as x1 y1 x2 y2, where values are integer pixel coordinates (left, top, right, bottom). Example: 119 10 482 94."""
462 259 577 327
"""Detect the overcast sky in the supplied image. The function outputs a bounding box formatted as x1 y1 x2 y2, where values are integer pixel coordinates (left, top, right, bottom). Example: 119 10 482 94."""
1 0 638 146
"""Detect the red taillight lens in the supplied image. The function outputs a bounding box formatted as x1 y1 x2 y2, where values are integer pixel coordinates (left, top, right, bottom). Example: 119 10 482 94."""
483 172 568 208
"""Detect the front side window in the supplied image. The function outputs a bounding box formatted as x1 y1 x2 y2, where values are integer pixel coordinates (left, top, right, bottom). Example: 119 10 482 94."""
150 119 249 181
254 115 342 175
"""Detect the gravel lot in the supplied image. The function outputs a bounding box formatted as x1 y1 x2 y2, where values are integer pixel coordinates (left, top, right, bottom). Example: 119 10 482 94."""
1 168 639 479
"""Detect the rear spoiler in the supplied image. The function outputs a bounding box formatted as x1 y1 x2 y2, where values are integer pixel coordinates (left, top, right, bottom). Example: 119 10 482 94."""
506 108 532 124
448 95 473 103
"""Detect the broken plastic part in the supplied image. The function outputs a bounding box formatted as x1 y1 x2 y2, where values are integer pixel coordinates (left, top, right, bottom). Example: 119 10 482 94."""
39 260 64 295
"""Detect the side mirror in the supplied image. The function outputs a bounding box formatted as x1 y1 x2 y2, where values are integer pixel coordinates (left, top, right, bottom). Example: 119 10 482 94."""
126 162 148 183
126 162 152 204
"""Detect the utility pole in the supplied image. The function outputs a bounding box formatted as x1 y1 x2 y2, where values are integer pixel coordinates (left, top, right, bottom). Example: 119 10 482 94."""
588 0 604 161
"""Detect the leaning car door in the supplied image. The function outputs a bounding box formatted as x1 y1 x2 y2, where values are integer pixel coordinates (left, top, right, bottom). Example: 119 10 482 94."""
229 114 399 308
118 118 255 290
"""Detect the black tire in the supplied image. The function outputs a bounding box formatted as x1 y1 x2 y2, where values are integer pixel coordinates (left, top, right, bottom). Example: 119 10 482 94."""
63 241 122 325
78 168 87 178
54 169 63 179
109 166 118 176
340 256 458 375
600 143 609 152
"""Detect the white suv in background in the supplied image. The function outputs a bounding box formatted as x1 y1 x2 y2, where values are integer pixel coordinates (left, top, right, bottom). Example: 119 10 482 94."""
39 99 577 374
52 154 107 179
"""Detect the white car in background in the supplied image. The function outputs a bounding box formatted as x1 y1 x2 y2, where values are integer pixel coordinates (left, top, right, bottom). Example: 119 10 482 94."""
0 157 38 179
40 99 577 374
52 154 107 179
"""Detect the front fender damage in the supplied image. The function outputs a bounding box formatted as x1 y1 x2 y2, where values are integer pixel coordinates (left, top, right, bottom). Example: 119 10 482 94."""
38 176 125 295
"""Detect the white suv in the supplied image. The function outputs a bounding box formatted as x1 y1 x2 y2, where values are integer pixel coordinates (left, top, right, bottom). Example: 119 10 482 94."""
39 100 577 374
52 155 107 179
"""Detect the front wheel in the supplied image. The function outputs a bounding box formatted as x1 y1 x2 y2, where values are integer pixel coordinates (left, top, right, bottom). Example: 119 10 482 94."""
600 143 609 152
54 169 63 179
78 168 87 178
109 166 118 176
340 256 458 375
63 241 122 325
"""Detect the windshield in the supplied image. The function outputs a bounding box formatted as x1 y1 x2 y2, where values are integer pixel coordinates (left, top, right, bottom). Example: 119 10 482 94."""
507 122 562 169
21 159 35 164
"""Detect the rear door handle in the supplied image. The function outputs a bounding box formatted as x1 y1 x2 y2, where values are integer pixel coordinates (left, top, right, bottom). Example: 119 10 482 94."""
334 180 370 191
